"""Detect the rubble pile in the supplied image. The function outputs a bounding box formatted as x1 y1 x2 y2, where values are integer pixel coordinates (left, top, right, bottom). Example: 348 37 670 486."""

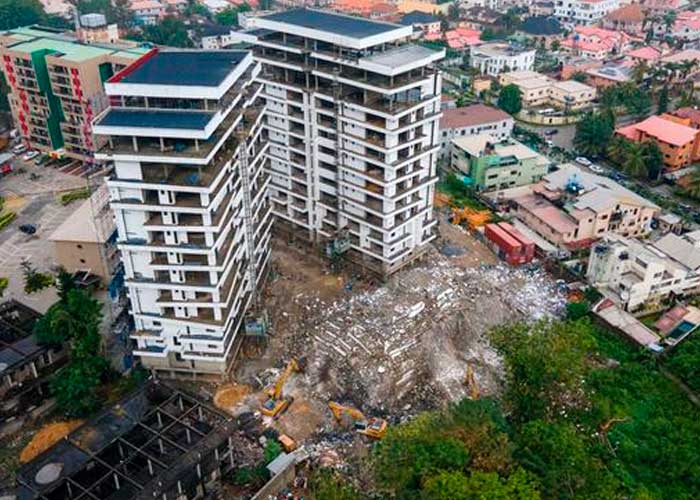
275 251 567 417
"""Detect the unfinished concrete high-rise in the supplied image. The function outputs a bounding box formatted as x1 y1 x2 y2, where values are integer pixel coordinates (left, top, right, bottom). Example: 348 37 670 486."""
94 49 271 376
241 8 445 276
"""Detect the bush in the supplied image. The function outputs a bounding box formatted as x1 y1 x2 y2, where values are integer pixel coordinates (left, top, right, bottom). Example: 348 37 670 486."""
0 210 16 230
60 188 90 206
0 276 8 297
264 440 282 464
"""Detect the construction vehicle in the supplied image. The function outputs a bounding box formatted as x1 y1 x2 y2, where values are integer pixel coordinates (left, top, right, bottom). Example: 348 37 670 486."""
451 207 491 231
261 359 303 418
328 401 388 439
278 434 297 453
464 364 480 400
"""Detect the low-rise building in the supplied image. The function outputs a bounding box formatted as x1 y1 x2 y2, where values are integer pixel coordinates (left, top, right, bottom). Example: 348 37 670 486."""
616 115 700 171
469 43 536 76
585 62 632 87
439 103 514 159
49 186 118 283
487 164 660 247
129 0 165 25
450 134 550 191
560 26 632 60
499 70 596 110
652 10 700 44
587 231 700 310
198 24 237 49
554 0 620 26
0 301 68 435
444 27 482 50
602 3 644 36
399 10 441 38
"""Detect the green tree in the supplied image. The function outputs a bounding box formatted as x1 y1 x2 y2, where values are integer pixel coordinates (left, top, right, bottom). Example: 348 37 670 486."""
657 85 670 114
309 470 363 500
550 39 560 51
263 439 282 464
497 84 522 115
570 71 588 83
621 141 648 179
56 266 76 303
21 259 54 294
574 111 614 158
641 141 663 181
51 355 109 417
606 134 630 165
490 320 595 423
423 469 541 500
215 3 251 26
0 0 44 30
136 16 193 47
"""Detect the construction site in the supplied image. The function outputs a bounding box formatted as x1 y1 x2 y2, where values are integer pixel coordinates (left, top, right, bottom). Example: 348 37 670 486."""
209 208 567 464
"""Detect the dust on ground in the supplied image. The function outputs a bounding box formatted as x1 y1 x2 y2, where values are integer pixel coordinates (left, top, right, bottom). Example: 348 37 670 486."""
231 219 566 445
19 420 83 463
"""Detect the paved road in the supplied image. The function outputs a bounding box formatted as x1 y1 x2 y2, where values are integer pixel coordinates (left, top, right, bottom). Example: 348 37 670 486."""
0 156 86 312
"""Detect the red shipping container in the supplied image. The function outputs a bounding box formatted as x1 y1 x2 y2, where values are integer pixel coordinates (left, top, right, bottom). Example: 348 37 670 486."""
497 222 535 264
485 223 522 257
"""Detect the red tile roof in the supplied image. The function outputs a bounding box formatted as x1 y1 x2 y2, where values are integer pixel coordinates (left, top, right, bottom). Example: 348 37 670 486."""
617 115 699 147
440 104 511 129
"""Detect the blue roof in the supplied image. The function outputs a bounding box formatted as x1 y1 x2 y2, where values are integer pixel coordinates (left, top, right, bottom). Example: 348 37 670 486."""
120 50 247 87
400 11 439 26
97 109 215 130
261 8 401 39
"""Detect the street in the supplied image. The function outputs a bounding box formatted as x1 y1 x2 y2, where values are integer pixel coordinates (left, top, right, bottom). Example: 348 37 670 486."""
0 156 87 312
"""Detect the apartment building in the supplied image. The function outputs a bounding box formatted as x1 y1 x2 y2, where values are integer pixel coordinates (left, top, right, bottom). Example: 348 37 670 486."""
470 43 536 76
244 8 444 276
617 115 700 172
439 103 514 159
499 70 596 110
560 26 632 60
94 49 271 376
487 164 660 248
588 231 700 311
554 0 620 26
450 134 550 191
0 26 149 161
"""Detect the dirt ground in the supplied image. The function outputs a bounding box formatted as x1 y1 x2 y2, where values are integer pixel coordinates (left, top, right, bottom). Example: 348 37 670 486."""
223 217 565 448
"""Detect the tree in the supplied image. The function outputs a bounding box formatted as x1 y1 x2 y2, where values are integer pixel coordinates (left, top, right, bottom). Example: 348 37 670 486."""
21 259 54 294
550 39 560 51
51 355 109 417
56 266 76 303
683 166 700 199
0 0 44 30
631 60 649 84
621 142 647 179
309 470 362 500
215 3 251 26
447 3 460 22
136 17 193 47
497 84 522 115
641 141 663 181
77 0 134 27
606 134 629 165
574 111 614 158
570 71 588 83
657 85 670 114
422 469 541 500
663 11 678 33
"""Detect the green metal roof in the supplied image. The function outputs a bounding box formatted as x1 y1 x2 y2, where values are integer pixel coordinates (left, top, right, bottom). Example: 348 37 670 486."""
4 26 150 62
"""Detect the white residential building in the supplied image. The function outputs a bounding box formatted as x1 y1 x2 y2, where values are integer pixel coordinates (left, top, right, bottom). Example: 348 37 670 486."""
554 0 620 26
439 103 514 159
245 8 444 276
94 49 272 376
587 231 700 310
500 70 597 110
470 43 536 76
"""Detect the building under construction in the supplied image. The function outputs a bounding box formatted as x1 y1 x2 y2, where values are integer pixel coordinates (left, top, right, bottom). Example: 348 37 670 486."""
16 381 238 499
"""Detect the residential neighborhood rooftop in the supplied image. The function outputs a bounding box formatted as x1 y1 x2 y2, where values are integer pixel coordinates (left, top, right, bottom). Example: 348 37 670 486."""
260 8 403 39
617 115 699 147
96 108 215 130
440 104 511 129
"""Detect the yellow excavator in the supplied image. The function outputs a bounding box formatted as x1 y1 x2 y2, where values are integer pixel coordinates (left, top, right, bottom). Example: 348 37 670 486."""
328 401 388 439
261 359 302 418
464 364 480 400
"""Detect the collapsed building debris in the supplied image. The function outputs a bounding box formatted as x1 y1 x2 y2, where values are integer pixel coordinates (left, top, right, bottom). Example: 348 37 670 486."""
260 249 566 419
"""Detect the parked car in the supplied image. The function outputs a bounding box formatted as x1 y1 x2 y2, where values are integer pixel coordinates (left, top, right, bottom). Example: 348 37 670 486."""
544 129 559 136
34 154 47 166
546 140 555 148
12 144 26 155
19 224 36 235
22 150 39 161
575 156 592 167
589 164 605 174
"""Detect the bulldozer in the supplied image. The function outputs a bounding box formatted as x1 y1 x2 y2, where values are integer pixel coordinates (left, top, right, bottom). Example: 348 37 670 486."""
451 207 491 231
328 401 388 439
260 359 303 418
464 364 480 400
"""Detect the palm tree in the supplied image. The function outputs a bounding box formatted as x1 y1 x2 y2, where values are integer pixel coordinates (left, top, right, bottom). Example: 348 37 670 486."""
622 142 647 179
685 167 700 200
663 11 678 33
631 60 649 84
607 135 629 165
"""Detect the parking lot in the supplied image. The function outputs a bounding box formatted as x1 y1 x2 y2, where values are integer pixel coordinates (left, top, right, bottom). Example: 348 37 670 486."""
0 156 88 312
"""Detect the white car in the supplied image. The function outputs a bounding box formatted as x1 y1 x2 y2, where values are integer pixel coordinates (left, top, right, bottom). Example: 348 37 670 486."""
589 164 606 174
12 144 26 155
575 156 592 167
22 150 39 161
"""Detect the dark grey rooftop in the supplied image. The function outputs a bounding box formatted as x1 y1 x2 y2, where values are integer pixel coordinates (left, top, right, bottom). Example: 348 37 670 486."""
0 300 43 374
119 50 248 86
97 108 215 130
261 8 402 39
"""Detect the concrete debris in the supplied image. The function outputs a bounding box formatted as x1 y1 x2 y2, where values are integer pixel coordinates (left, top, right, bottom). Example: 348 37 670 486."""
271 249 566 417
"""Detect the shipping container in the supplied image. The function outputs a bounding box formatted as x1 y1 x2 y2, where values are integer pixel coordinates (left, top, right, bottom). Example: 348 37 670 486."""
485 223 522 256
498 222 535 264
